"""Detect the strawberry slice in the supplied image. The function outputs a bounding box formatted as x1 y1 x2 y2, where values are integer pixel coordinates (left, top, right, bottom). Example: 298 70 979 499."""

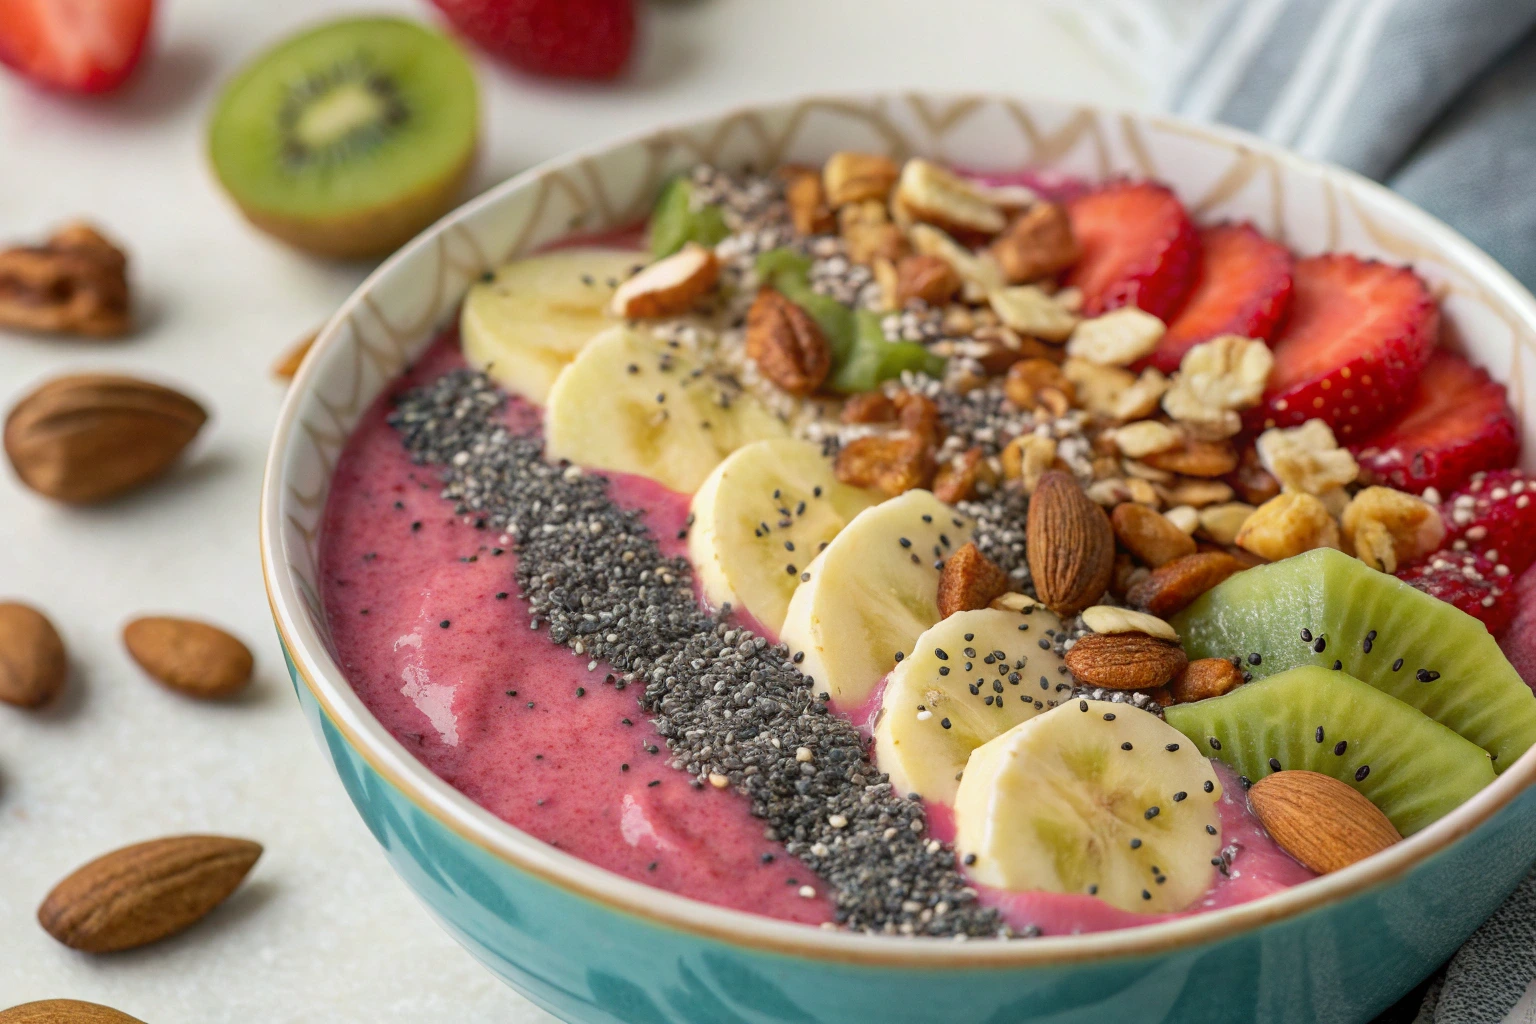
0 0 154 94
1497 562 1536 692
1063 181 1200 321
1148 223 1293 373
1398 550 1515 635
1352 350 1518 493
1439 470 1536 579
1250 255 1437 441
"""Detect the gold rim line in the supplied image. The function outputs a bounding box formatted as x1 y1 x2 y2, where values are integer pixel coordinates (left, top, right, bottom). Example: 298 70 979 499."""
259 91 1536 970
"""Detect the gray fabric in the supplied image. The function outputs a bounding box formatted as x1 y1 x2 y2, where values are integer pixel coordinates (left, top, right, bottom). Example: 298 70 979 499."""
1170 3 1536 1020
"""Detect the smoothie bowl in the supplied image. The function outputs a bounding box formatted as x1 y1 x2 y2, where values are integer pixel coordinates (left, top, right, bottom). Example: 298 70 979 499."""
260 94 1536 1024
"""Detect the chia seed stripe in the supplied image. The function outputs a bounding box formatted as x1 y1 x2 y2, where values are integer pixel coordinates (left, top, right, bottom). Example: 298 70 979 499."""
387 368 1012 938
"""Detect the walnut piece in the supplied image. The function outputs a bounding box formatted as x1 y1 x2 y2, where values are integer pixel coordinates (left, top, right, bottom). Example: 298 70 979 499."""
895 159 1007 237
839 390 896 424
1001 433 1056 493
1256 418 1359 495
745 288 831 396
0 222 131 337
1234 492 1341 561
989 202 1079 283
1066 307 1166 367
933 448 988 504
1162 334 1272 433
839 201 909 265
907 224 1006 300
1341 486 1446 573
986 285 1078 342
1004 358 1074 410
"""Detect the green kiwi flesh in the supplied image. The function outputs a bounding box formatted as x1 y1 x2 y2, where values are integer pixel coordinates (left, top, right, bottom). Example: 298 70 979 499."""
208 17 478 258
648 177 729 257
1172 547 1536 771
1165 666 1494 835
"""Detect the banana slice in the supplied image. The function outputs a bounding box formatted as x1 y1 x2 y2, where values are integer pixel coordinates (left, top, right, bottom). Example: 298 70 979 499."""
956 701 1223 914
688 439 879 634
461 248 642 404
780 490 974 707
545 326 788 494
874 605 1069 805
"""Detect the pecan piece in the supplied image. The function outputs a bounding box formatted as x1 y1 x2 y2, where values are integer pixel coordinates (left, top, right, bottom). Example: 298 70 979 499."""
0 222 130 337
1126 551 1245 618
839 390 896 424
834 432 935 496
1064 632 1188 690
894 254 961 307
1004 358 1075 410
1169 657 1245 704
893 390 943 446
989 202 1079 283
937 542 1010 617
933 447 985 504
745 288 831 396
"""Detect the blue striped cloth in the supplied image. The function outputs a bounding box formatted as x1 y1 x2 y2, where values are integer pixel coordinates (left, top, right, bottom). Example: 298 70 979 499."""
1170 4 1536 1021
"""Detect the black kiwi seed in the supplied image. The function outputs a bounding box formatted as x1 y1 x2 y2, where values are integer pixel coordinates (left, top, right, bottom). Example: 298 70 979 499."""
1209 737 1222 750
1300 628 1313 642
1315 726 1325 743
1334 741 1348 756
1313 636 1327 653
1392 658 1405 671
1268 757 1282 772
1356 765 1371 781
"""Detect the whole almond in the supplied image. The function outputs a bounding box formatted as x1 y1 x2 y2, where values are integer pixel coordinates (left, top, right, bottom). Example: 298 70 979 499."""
1064 632 1187 690
38 835 262 953
123 617 253 698
1248 770 1400 874
0 602 67 707
1169 657 1244 704
5 374 206 504
1111 502 1197 568
0 1001 146 1024
1127 551 1245 618
1026 470 1114 617
1141 438 1239 478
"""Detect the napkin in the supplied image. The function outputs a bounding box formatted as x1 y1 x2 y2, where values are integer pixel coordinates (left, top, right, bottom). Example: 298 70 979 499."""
1168 2 1536 1021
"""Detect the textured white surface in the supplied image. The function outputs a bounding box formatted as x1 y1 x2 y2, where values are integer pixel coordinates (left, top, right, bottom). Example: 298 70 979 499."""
0 2 1165 1020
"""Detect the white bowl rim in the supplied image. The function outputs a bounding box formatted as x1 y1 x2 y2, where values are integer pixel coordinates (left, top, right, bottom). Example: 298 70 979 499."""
261 90 1536 968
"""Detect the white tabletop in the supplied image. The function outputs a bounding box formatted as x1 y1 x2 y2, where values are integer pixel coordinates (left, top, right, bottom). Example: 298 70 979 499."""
0 1 1184 1019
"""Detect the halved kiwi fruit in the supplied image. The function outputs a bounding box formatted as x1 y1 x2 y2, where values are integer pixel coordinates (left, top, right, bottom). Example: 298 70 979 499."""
208 17 478 259
1165 666 1494 835
1172 548 1536 771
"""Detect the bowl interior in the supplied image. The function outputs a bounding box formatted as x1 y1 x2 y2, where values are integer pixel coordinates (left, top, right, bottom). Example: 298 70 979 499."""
263 92 1536 961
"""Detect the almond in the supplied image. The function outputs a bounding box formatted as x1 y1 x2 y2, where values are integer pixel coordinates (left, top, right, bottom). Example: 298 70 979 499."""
895 159 1007 237
5 374 206 504
609 243 719 319
989 202 1080 283
894 254 961 307
1063 632 1188 690
784 170 835 236
1126 551 1244 618
123 617 253 698
0 1001 147 1024
823 152 900 207
745 288 831 396
1026 470 1115 617
937 542 1010 617
1080 604 1178 642
1248 770 1400 874
37 835 262 952
1169 657 1244 703
272 328 318 381
0 602 67 708
1111 502 1197 568
1141 437 1238 478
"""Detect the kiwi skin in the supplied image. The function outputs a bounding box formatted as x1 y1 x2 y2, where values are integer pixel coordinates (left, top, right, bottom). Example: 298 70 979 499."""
233 146 474 260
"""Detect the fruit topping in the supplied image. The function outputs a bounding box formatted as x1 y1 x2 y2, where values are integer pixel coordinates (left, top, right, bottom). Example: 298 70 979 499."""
208 17 479 259
1251 255 1438 439
1248 770 1400 875
780 490 974 706
649 175 730 257
428 0 635 80
873 606 1065 804
1063 181 1200 320
688 439 877 634
0 0 153 94
1165 665 1493 835
1174 548 1536 770
1351 350 1518 493
1498 562 1536 690
1151 223 1294 373
954 701 1223 913
1435 469 1536 578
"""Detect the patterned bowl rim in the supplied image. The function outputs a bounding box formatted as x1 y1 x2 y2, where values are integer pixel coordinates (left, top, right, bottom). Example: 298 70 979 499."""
261 91 1536 967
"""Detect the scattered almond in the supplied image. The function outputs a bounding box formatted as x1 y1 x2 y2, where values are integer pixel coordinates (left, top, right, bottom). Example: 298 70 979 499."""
37 835 262 953
1080 605 1178 642
937 542 1010 617
272 329 318 381
1228 445 1281 505
0 602 67 708
610 243 719 319
785 170 835 236
745 288 831 396
1111 503 1197 568
895 159 1006 237
1198 502 1257 547
1127 551 1245 618
1026 470 1115 617
1113 421 1179 460
1162 477 1236 508
1169 657 1244 703
823 152 899 207
5 374 207 504
1163 504 1200 535
1248 770 1400 874
989 202 1079 283
0 1001 147 1024
1141 438 1238 478
894 254 961 307
123 617 253 699
1063 632 1187 690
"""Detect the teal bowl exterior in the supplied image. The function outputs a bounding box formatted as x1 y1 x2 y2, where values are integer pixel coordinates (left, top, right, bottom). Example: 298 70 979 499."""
283 640 1536 1023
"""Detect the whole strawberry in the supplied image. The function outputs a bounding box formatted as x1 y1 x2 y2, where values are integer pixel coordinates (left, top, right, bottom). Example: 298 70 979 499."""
429 0 635 79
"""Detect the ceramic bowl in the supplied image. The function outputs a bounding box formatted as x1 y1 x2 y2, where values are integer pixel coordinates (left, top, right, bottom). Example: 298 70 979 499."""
260 94 1536 1024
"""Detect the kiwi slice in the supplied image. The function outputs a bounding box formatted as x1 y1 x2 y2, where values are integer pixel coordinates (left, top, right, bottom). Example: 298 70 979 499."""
208 17 478 259
1173 548 1536 771
1165 666 1494 835
649 177 729 258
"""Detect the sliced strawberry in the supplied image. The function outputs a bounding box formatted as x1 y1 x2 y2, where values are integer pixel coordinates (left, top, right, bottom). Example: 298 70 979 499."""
1497 562 1536 691
1397 550 1515 635
1149 223 1293 373
1250 255 1437 441
1440 469 1536 578
0 0 153 94
1063 181 1200 321
1352 350 1518 493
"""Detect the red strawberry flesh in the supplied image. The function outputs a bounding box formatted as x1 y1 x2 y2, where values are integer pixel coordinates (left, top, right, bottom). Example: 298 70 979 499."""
1353 350 1518 493
1252 254 1437 440
1498 562 1536 692
430 0 635 80
1150 222 1293 373
1398 550 1515 635
0 0 153 93
1063 181 1200 321
1440 470 1536 579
